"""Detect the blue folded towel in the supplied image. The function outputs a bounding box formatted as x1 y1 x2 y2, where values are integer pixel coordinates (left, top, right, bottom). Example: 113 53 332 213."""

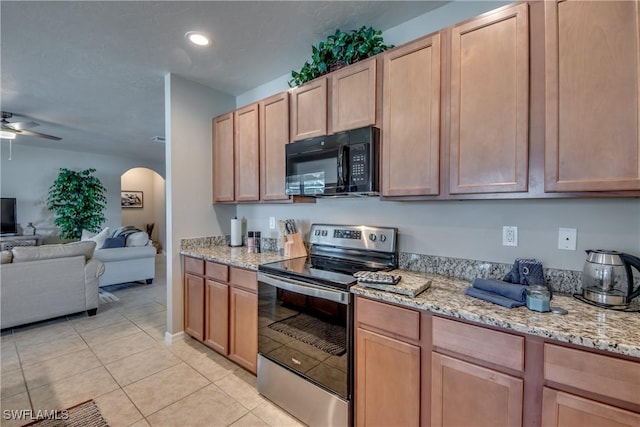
465 286 526 308
471 278 528 303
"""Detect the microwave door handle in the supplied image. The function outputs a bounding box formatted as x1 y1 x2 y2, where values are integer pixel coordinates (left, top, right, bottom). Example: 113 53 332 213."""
337 145 349 188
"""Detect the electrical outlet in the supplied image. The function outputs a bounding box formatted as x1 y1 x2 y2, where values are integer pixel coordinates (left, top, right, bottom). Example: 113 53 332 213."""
503 226 518 247
558 227 577 250
269 217 276 230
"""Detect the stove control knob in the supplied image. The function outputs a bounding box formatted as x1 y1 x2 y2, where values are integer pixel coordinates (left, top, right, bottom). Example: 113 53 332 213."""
379 234 387 242
314 230 320 236
322 230 328 236
369 233 377 241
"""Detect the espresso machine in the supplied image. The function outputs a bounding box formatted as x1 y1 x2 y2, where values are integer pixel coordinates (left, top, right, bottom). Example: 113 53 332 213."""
580 250 640 309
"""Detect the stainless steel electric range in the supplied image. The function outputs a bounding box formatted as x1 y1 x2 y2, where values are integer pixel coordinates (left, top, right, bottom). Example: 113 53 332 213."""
257 224 398 427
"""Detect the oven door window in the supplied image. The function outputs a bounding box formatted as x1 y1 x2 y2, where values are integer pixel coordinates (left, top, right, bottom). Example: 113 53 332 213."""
258 282 349 399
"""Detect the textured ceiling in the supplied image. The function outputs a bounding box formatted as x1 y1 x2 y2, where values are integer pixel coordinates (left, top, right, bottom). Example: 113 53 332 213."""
0 1 447 164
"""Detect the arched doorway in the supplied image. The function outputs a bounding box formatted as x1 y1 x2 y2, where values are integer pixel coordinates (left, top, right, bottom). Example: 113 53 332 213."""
120 167 166 253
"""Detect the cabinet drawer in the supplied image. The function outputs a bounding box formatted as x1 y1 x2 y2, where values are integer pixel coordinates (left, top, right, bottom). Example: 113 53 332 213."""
184 257 204 275
544 344 640 406
205 261 228 282
356 297 420 342
432 317 524 372
229 267 257 292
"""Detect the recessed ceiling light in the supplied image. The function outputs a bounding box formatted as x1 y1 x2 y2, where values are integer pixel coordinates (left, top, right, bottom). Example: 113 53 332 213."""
185 31 210 46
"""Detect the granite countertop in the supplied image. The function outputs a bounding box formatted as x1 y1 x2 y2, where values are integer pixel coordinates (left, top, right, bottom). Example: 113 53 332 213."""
352 270 640 358
180 246 640 358
180 246 290 270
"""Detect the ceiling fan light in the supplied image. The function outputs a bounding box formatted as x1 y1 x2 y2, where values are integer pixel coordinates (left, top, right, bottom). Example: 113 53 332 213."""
185 31 210 46
0 131 16 140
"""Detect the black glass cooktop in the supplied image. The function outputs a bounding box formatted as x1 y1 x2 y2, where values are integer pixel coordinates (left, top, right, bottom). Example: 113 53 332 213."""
258 257 358 289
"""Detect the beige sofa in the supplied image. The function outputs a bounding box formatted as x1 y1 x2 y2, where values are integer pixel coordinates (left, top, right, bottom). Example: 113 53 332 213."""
0 241 104 329
82 227 156 287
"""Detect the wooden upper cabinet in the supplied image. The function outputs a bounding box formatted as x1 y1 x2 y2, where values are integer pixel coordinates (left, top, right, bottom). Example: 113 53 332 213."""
382 34 442 196
331 58 377 133
544 0 640 192
212 113 234 203
234 103 260 201
449 3 529 194
290 78 327 141
259 92 289 201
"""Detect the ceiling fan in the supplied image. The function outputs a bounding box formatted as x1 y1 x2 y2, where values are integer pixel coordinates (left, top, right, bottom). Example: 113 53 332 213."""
1 111 62 140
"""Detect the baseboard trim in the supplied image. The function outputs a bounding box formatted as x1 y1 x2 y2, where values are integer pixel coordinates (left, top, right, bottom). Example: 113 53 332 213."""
164 330 185 344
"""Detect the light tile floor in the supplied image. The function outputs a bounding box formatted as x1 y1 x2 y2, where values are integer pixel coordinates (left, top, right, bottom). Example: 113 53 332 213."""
0 256 305 427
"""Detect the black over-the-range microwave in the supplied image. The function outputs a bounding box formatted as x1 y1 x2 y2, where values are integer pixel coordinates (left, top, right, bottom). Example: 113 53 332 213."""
285 126 379 197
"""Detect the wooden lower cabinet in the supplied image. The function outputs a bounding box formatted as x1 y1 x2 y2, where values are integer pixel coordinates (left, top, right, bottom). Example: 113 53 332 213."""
184 273 205 341
204 279 229 354
229 286 258 374
356 328 421 427
541 388 640 427
184 257 258 374
431 352 523 427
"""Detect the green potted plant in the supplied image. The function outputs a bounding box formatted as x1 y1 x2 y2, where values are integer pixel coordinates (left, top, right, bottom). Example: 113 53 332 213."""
289 26 393 87
46 168 107 240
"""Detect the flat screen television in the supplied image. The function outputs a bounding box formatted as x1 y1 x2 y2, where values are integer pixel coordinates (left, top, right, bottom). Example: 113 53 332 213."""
1 198 17 235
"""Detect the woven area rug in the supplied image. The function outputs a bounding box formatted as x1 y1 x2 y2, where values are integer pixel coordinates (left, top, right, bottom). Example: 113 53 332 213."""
268 313 346 356
22 400 108 427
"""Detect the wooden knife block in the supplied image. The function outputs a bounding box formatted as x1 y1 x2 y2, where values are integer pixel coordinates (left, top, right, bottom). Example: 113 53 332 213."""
284 233 307 258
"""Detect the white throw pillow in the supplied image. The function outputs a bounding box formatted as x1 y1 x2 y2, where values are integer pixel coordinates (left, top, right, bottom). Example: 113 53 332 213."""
125 231 149 247
81 227 110 249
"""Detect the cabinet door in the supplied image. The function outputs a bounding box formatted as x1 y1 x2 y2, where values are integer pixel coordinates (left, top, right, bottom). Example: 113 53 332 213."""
234 103 260 201
332 58 377 133
259 92 289 200
382 34 441 196
356 328 420 427
431 352 523 427
184 273 205 341
541 388 640 427
449 3 529 194
544 0 640 192
229 287 257 374
290 78 327 141
204 279 229 354
212 112 235 202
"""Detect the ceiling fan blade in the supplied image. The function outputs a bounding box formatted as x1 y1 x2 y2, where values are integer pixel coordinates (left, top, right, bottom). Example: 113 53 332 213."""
16 129 62 140
8 120 40 130
0 125 19 134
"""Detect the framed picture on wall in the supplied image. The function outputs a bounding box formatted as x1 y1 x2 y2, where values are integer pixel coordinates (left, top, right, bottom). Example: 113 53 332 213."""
121 191 143 208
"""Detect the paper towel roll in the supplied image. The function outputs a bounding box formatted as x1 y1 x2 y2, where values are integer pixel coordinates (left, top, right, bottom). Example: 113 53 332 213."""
230 218 242 247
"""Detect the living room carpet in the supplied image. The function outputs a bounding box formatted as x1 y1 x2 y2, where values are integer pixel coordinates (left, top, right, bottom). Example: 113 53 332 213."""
22 400 108 427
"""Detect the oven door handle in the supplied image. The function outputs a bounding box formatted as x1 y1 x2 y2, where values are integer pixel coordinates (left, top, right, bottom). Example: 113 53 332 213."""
258 273 349 305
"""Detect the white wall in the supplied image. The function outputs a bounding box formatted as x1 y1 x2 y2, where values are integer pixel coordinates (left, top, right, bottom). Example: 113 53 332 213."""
121 167 166 250
165 74 236 335
0 143 163 243
153 172 166 252
237 198 640 272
